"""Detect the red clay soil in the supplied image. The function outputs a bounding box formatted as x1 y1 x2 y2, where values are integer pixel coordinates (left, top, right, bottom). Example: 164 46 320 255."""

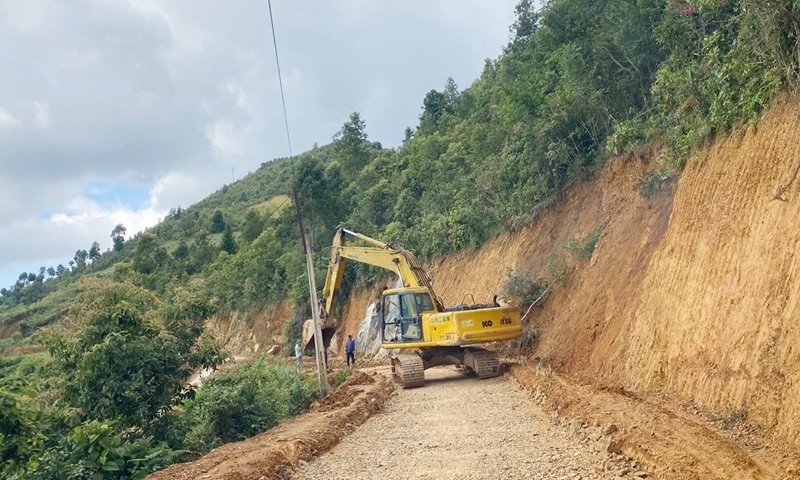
145 371 395 480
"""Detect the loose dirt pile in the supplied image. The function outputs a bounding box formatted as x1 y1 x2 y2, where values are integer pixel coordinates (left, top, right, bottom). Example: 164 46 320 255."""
146 370 395 480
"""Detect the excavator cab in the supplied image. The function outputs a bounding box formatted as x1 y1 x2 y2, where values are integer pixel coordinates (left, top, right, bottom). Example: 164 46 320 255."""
380 288 434 343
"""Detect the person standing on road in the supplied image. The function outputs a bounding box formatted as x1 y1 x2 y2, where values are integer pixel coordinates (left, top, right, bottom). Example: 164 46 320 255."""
345 335 356 367
295 341 302 368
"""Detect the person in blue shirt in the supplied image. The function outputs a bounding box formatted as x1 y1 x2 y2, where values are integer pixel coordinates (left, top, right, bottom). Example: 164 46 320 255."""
345 335 356 367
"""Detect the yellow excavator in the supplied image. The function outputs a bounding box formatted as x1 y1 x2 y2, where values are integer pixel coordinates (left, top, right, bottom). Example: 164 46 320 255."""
303 228 522 388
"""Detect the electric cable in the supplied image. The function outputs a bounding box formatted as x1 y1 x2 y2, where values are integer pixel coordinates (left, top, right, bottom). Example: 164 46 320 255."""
267 0 293 159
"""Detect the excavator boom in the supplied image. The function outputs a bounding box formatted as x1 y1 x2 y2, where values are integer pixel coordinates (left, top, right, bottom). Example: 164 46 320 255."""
303 228 522 389
319 228 441 324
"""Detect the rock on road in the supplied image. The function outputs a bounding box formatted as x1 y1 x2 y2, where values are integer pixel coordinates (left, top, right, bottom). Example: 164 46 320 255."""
295 367 614 480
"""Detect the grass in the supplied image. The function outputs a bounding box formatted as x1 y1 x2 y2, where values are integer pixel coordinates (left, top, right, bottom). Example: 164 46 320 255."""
252 195 290 218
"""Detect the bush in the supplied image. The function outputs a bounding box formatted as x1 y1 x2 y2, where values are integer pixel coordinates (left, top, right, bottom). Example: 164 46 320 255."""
331 368 352 387
177 357 318 452
560 224 605 261
499 269 548 306
543 254 570 287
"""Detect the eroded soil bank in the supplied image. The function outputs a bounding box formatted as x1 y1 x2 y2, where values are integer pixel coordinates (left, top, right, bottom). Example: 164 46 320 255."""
333 95 800 476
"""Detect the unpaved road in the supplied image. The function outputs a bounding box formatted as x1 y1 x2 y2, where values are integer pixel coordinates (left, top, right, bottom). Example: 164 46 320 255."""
296 367 620 480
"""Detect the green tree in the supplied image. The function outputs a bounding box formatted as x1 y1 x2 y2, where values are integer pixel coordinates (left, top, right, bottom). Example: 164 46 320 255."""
240 209 265 244
507 0 538 53
190 229 217 273
111 224 127 251
131 233 167 275
74 249 88 270
46 279 225 430
220 226 237 255
173 239 189 261
333 112 371 180
210 210 226 233
88 241 101 261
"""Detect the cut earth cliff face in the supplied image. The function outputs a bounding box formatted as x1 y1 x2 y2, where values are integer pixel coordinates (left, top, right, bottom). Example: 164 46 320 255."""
333 94 800 455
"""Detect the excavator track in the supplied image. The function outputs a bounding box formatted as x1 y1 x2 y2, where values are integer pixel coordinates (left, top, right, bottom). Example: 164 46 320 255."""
466 348 500 379
392 354 425 389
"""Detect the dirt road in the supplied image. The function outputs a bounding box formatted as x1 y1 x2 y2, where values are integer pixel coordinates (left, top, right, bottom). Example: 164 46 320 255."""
295 367 627 480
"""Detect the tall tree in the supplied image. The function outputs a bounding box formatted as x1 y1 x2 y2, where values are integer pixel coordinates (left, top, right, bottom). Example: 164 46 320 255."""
210 210 226 233
111 224 127 251
333 112 371 180
88 241 101 261
131 234 167 275
220 226 237 255
240 209 265 244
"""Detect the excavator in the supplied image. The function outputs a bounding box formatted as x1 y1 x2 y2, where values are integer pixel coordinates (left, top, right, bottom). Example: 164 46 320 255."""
302 228 522 388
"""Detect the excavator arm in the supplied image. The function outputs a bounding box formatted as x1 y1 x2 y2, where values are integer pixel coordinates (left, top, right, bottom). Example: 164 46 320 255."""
319 228 443 325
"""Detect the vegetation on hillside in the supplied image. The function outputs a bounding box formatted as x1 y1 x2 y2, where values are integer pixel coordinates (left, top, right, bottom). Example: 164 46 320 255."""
1 0 799 475
5 0 798 334
1 279 317 479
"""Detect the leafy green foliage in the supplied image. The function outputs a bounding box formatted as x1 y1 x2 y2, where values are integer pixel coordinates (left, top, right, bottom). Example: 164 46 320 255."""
174 357 317 451
46 279 226 430
500 269 548 305
634 0 796 167
560 224 605 261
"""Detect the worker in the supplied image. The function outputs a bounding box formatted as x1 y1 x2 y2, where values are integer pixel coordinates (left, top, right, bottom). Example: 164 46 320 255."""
295 341 302 368
345 335 356 367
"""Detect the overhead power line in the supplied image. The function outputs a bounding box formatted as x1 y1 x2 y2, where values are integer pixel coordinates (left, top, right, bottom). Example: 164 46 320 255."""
267 0 293 159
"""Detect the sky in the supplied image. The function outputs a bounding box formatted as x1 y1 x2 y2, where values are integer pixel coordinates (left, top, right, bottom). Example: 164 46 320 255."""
0 0 519 289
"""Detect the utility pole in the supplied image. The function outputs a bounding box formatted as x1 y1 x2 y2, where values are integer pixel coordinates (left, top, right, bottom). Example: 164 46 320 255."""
303 230 328 392
267 0 327 393
293 189 328 393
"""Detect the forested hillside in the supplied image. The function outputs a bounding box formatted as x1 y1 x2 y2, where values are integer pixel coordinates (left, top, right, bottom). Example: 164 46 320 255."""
2 0 799 478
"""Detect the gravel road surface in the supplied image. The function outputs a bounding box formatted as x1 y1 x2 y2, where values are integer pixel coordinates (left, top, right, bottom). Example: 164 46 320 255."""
295 367 612 480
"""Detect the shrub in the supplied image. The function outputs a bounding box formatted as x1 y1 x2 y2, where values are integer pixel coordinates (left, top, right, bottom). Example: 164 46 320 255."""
178 357 318 451
331 368 352 387
500 269 548 305
560 224 605 261
543 254 570 287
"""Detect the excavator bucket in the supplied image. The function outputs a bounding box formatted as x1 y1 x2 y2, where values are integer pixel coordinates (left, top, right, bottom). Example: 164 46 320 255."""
301 319 336 354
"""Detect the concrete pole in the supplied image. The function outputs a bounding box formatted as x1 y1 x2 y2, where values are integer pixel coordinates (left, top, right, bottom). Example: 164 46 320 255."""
304 231 329 393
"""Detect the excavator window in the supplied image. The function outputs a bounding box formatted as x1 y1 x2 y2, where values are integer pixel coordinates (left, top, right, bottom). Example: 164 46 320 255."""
381 292 422 342
414 293 435 312
381 293 401 342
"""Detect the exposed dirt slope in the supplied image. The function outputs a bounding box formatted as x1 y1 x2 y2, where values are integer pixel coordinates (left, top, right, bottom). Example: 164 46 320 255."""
334 95 800 475
206 300 294 355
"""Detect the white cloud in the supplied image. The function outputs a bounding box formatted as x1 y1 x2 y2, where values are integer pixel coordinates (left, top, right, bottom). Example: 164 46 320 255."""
0 0 520 288
32 102 51 128
0 108 22 130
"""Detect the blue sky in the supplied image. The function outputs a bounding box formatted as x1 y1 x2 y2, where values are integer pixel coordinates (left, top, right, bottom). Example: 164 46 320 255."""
0 0 520 289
